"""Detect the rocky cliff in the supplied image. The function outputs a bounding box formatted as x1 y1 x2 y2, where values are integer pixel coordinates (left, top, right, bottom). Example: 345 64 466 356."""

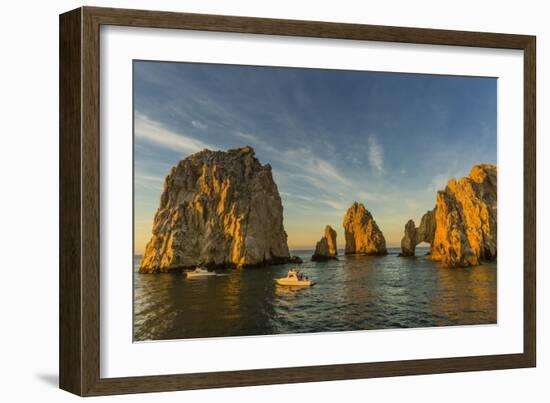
343 202 387 255
139 146 296 273
399 164 497 267
431 164 497 267
311 225 338 261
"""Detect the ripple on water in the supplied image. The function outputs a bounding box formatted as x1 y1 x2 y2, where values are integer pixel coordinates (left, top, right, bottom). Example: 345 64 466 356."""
133 250 496 341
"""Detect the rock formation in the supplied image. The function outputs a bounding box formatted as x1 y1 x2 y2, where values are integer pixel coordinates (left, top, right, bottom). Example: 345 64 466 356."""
139 146 299 273
399 209 436 256
343 202 387 255
399 164 497 267
431 164 497 267
400 219 417 257
311 225 338 261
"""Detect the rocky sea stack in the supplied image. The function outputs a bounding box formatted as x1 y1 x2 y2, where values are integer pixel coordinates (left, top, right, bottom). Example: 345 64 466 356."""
139 146 299 273
343 202 387 255
431 164 497 267
311 225 338 261
399 210 436 257
400 164 497 267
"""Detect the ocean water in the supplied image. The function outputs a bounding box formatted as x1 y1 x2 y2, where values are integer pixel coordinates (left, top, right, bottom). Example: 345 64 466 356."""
133 247 496 341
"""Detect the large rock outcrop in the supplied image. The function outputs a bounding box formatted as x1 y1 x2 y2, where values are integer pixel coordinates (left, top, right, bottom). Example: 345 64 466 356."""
311 225 338 261
139 146 297 273
400 210 436 256
400 164 497 267
343 202 387 255
430 164 497 267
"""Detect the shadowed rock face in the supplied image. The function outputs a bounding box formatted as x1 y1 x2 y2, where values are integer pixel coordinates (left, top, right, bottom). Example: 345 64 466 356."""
343 202 387 255
139 146 293 273
400 219 418 257
400 164 497 267
431 164 497 267
311 225 338 261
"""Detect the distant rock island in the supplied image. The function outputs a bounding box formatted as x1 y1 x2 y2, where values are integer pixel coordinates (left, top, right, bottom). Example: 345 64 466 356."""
400 164 497 267
311 225 338 261
139 146 301 273
343 202 387 255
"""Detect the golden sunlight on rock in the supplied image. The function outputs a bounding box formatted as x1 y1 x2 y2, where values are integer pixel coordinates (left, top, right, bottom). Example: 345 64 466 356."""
431 164 497 267
139 146 301 273
311 225 338 261
343 202 387 255
400 164 497 267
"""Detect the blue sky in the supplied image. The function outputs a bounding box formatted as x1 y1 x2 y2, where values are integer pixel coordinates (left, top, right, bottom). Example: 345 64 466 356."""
134 61 496 252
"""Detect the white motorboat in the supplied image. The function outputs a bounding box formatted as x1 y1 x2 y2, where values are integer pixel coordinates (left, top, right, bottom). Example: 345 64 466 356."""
275 270 314 286
186 267 216 278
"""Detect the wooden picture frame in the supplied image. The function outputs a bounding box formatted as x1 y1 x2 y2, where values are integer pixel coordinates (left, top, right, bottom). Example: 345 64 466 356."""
59 6 536 396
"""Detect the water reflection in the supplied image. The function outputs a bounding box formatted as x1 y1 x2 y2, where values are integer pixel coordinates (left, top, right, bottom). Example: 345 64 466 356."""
432 264 496 326
133 248 497 341
133 273 179 341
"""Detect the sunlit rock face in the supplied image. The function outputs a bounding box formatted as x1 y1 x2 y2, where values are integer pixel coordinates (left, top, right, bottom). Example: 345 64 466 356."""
139 146 292 273
430 164 497 267
311 225 338 261
400 210 436 256
343 202 387 255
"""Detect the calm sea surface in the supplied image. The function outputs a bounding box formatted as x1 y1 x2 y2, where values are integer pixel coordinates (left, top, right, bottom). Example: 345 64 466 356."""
133 247 496 341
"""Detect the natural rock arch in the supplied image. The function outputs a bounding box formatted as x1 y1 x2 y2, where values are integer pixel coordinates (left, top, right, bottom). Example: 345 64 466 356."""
400 164 497 267
399 210 436 256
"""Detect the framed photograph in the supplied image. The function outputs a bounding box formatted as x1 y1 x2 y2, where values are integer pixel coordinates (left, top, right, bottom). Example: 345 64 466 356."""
59 6 536 396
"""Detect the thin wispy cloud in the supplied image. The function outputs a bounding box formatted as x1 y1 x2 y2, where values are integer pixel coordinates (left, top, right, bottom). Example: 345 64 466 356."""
367 135 384 173
358 191 383 202
135 174 164 183
235 131 256 142
133 61 496 249
281 192 346 212
427 170 465 192
283 148 352 188
191 120 207 129
235 131 276 153
280 192 315 202
318 199 348 210
135 113 215 154
134 173 165 193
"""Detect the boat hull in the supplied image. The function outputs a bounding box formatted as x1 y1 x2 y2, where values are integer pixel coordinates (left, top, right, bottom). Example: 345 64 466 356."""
275 279 314 286
186 272 216 278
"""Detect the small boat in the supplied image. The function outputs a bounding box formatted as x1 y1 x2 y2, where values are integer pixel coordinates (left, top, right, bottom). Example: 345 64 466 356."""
275 270 314 286
186 267 216 278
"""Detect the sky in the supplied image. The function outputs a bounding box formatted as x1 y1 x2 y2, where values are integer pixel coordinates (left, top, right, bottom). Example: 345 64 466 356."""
133 61 497 252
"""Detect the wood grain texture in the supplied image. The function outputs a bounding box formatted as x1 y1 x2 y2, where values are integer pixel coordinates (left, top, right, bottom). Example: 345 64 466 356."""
86 6 532 49
81 6 102 396
59 8 82 396
523 38 536 367
59 6 537 396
